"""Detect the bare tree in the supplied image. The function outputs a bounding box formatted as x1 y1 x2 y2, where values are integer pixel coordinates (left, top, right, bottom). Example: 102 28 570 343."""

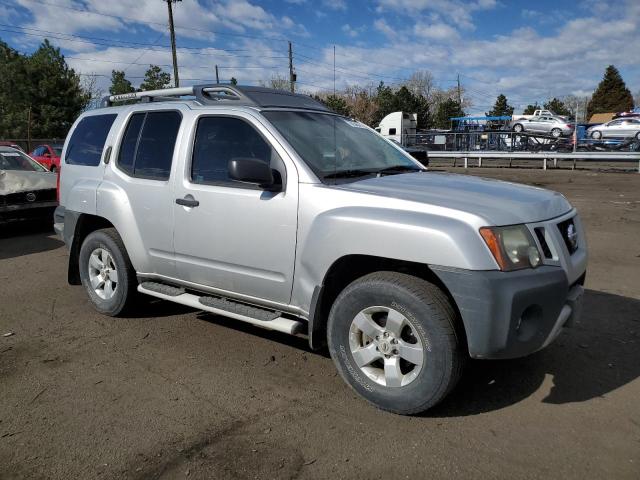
404 70 436 101
560 94 591 123
259 73 290 91
81 73 104 109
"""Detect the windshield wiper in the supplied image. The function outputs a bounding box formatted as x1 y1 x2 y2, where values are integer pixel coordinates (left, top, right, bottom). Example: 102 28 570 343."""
323 169 376 180
375 165 423 175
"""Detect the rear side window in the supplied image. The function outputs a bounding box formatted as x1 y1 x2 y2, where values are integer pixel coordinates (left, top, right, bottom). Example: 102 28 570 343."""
117 111 181 180
65 114 117 166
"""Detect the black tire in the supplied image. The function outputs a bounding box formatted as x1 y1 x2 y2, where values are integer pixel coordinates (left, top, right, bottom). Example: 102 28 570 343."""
635 132 640 140
78 228 137 316
551 128 562 138
50 165 57 173
513 123 523 133
591 130 602 140
327 271 464 415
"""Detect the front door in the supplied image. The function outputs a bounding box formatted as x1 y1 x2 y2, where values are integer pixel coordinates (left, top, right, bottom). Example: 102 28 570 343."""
173 112 298 306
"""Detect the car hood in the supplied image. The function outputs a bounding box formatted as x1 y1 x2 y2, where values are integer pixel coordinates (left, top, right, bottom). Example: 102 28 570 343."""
0 170 56 195
334 172 572 225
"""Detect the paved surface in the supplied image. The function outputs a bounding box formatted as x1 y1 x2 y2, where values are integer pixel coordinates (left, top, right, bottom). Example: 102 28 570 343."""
1 168 639 479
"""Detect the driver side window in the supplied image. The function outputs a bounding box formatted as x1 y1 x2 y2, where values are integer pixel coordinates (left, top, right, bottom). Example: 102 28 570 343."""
191 116 282 187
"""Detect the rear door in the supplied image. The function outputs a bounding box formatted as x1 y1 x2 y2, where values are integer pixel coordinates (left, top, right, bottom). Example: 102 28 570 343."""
172 110 298 306
99 108 184 278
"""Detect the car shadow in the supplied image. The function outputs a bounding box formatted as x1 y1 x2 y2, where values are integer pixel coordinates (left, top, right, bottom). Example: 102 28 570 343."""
193 289 639 415
0 223 63 260
427 289 640 417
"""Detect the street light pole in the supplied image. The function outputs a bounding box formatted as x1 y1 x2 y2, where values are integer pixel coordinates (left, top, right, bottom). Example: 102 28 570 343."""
165 0 181 88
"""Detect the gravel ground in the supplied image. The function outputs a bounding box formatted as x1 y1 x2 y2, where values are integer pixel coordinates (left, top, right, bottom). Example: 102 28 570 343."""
1 167 639 479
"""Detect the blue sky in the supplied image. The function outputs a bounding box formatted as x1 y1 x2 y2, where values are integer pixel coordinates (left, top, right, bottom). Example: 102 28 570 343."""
1 0 638 113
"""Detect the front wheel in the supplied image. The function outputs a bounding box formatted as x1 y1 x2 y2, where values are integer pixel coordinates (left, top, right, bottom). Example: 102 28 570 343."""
327 272 464 415
79 228 137 316
513 123 524 133
551 128 562 138
591 130 602 140
50 165 57 173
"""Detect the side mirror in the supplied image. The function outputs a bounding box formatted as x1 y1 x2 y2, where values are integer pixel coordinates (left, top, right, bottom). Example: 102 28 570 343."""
228 157 280 191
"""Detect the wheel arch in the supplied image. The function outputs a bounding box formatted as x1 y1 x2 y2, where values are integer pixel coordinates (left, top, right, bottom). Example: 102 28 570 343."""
67 213 115 284
307 254 466 353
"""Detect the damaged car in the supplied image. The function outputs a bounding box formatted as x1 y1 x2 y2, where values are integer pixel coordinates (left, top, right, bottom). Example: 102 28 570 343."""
0 146 57 226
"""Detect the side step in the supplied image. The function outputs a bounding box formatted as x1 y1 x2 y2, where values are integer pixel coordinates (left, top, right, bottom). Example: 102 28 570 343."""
138 282 305 335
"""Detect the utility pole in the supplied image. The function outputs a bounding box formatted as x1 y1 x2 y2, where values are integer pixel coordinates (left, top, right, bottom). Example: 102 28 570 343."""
288 41 295 93
165 0 181 87
456 73 462 105
27 105 32 152
333 45 336 96
215 65 219 84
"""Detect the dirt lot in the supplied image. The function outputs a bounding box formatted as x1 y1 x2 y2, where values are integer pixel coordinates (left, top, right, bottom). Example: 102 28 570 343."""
1 167 639 479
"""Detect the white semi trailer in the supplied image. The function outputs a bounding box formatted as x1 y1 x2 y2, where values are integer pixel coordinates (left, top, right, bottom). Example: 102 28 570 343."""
375 112 417 145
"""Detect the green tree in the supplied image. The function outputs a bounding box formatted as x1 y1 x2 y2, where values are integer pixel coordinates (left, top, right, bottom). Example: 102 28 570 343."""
543 98 571 116
587 65 633 119
434 98 464 129
139 65 171 91
230 77 238 85
109 70 135 95
486 94 514 117
322 95 351 116
523 103 540 115
0 39 89 138
372 82 431 129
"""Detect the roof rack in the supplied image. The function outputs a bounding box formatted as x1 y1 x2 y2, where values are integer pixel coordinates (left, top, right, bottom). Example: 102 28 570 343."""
100 84 330 112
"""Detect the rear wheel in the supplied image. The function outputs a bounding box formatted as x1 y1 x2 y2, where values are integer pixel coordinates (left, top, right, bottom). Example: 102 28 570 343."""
50 165 57 173
513 123 524 133
327 271 464 415
591 130 602 140
79 228 137 316
551 128 562 138
635 131 640 140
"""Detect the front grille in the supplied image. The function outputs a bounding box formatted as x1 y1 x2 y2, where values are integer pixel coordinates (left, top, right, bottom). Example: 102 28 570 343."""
3 188 56 205
557 218 578 254
534 227 553 258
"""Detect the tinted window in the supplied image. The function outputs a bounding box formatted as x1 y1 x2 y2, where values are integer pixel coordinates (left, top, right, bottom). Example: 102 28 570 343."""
117 111 181 180
389 128 397 135
66 114 117 166
191 117 274 185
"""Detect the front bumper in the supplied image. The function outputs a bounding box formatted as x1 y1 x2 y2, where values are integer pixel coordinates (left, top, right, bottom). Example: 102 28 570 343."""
0 201 57 225
432 265 585 359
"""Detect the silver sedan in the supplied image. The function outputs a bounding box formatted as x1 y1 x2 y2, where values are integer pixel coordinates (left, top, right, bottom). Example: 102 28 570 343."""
511 116 575 137
587 118 640 140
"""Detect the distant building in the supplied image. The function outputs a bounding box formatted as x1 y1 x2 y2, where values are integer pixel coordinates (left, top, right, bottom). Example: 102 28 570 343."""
588 113 615 124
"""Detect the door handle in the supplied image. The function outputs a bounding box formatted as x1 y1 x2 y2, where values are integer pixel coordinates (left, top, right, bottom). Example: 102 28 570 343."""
176 196 199 208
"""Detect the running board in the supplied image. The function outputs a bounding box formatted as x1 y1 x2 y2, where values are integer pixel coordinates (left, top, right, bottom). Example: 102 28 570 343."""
137 283 305 335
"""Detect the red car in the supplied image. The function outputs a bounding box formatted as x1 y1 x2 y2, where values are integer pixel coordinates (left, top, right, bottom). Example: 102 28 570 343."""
31 144 63 172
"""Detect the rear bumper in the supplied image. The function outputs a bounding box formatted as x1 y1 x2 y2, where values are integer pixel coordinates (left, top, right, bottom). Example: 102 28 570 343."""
432 265 585 359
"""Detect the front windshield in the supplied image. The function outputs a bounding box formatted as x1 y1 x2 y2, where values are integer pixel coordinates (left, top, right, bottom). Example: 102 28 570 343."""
0 150 48 172
263 111 420 181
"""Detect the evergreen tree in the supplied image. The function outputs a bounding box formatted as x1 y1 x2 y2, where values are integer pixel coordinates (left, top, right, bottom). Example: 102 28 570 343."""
543 98 571 116
230 77 238 85
587 65 633 118
434 99 464 129
321 95 351 116
109 70 135 95
139 65 171 91
0 39 89 138
486 94 514 117
523 103 540 115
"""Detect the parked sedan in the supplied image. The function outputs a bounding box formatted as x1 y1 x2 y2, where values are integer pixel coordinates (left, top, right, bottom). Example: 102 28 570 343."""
587 118 640 140
511 116 574 137
31 144 63 172
0 147 57 225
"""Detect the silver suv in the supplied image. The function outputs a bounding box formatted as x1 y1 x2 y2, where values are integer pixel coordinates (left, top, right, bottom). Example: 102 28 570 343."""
55 85 587 414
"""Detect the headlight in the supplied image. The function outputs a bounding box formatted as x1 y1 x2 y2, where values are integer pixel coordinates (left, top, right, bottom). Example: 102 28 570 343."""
479 225 541 271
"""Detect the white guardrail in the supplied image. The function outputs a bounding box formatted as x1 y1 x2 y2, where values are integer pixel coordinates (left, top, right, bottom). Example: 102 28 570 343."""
426 151 640 172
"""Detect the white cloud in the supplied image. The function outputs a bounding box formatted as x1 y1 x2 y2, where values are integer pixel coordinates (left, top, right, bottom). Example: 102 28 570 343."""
376 0 498 29
323 0 347 11
413 22 459 41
